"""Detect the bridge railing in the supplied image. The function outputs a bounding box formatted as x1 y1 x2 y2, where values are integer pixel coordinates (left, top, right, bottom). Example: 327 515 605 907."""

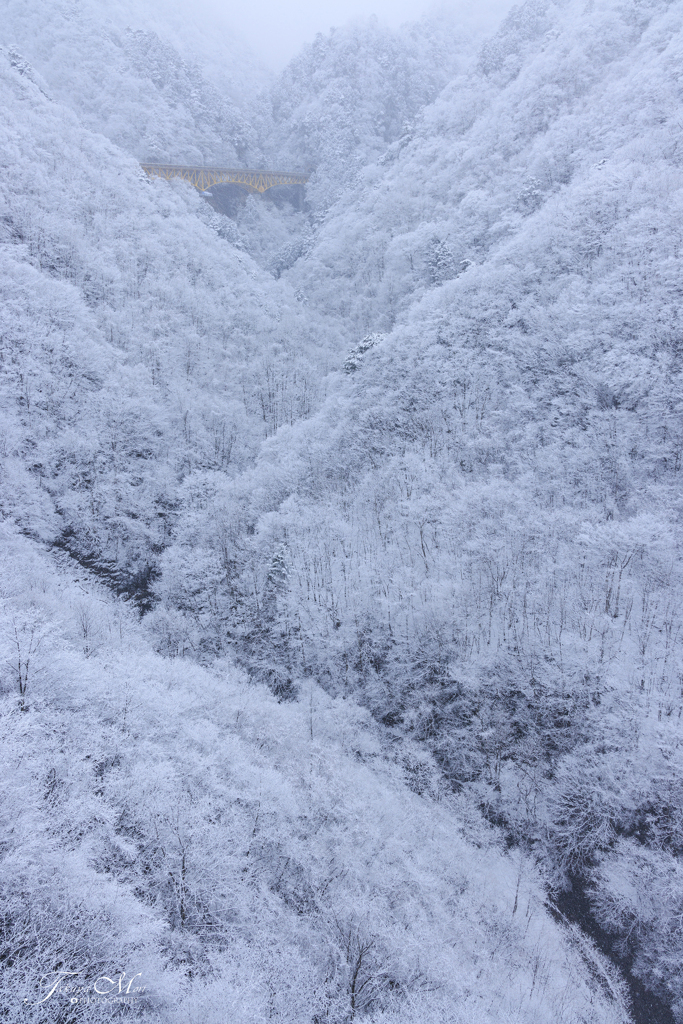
141 164 310 194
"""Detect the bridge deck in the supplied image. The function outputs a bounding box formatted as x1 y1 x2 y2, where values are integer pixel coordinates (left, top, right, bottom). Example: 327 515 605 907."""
141 163 310 193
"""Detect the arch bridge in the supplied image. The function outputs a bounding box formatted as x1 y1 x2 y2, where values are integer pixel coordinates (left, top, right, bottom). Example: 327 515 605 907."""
141 163 310 194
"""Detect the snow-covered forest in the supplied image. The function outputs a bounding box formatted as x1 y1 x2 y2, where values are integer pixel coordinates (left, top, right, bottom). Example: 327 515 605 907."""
1 0 682 1020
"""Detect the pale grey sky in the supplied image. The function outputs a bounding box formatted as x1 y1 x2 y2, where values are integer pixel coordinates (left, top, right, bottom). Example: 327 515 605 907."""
203 0 513 69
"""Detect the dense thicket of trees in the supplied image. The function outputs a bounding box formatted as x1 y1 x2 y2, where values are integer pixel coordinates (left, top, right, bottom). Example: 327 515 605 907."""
0 46 344 603
1 0 682 1018
1 518 628 1022
3 0 266 165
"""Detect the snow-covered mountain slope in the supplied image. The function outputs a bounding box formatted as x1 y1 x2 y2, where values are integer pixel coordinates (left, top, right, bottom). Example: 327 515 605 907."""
0 516 629 1023
290 0 683 333
221 12 490 272
1 0 266 164
0 49 339 600
262 12 482 214
150 0 683 1014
